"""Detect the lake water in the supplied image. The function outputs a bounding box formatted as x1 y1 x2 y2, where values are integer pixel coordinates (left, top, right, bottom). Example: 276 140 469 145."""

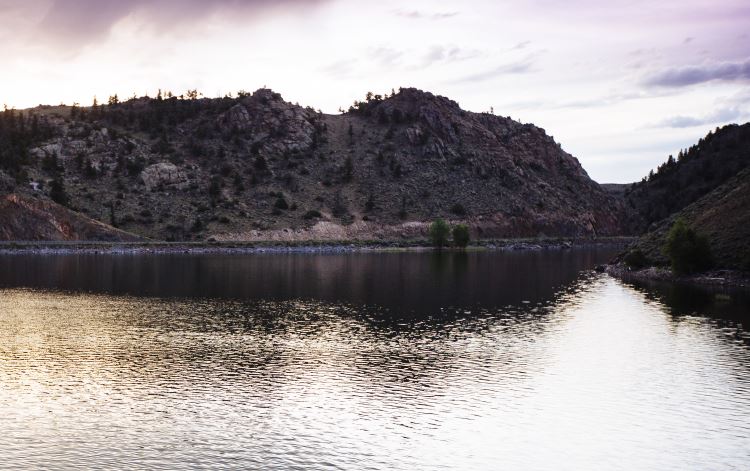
0 249 749 470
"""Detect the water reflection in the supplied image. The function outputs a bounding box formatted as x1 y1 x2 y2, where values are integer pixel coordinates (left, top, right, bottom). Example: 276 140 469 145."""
0 248 617 312
622 277 750 319
0 250 749 469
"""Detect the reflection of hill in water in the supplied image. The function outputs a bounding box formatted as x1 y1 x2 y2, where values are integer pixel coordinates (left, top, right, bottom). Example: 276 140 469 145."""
0 248 618 313
621 278 750 323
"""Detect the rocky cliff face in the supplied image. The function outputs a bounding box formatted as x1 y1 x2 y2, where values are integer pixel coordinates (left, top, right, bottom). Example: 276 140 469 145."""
2 88 634 241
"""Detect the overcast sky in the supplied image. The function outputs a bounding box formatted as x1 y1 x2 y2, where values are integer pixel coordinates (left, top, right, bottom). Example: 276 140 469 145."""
1 0 748 182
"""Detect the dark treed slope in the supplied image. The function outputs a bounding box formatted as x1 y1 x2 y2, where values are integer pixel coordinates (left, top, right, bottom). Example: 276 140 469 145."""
624 123 750 230
631 167 750 269
0 88 633 241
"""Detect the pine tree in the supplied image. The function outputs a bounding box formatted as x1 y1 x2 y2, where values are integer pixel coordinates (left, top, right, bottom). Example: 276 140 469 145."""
49 175 69 207
343 155 354 182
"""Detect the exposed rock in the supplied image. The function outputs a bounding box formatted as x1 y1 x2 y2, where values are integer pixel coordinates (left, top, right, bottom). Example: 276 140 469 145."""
140 162 188 190
0 194 143 242
219 104 251 131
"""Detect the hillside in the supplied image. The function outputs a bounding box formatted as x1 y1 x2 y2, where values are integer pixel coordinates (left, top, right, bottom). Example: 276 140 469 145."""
629 167 750 269
0 193 142 242
0 88 633 242
624 123 750 230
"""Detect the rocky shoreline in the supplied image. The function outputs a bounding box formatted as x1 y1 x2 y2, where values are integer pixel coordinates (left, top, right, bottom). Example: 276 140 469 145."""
0 237 633 256
605 264 750 290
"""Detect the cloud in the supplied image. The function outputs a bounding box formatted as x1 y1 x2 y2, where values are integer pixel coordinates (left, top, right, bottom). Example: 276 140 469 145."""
369 47 404 67
643 58 750 87
449 57 536 83
654 107 744 128
420 45 480 67
33 0 328 47
322 58 356 75
394 9 458 20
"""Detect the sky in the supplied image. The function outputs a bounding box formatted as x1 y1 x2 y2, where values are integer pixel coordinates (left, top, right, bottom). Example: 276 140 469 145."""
0 0 748 183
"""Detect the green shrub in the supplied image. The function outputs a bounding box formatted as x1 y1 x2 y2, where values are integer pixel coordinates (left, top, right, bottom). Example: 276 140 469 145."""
623 249 649 270
303 210 322 220
49 176 69 207
450 203 466 217
452 224 470 248
343 156 354 182
740 251 750 272
662 218 712 275
429 218 450 248
274 197 289 210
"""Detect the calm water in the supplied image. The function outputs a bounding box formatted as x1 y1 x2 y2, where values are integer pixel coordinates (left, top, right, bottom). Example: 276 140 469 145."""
0 249 749 470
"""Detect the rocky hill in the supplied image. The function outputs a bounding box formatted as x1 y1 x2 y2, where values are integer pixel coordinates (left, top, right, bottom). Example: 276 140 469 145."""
0 88 634 242
623 123 750 231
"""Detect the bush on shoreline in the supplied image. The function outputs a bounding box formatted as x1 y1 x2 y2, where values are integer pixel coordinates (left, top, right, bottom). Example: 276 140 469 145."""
623 248 649 270
452 224 470 248
429 219 450 248
662 218 712 275
430 219 471 249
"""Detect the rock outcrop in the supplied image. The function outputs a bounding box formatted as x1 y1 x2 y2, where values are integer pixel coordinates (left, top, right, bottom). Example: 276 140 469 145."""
141 162 188 190
0 194 144 242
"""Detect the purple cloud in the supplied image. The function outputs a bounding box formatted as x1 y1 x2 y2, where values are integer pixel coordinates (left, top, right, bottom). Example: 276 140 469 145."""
655 107 744 128
395 9 459 20
36 0 328 46
449 58 535 84
644 58 750 87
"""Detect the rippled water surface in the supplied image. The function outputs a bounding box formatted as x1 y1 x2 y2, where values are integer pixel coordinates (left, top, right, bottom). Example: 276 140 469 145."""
0 249 749 470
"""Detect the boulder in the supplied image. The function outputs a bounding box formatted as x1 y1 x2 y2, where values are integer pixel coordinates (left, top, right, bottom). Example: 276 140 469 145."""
140 162 188 190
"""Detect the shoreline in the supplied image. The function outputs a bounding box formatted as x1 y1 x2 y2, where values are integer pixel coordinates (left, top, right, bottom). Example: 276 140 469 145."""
605 264 750 290
0 237 633 255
